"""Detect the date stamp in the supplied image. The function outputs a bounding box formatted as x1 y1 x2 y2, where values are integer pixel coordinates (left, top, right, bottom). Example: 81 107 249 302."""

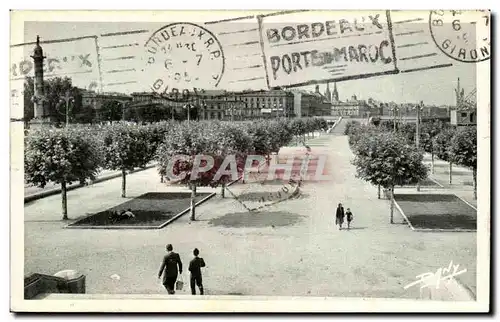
429 10 490 63
143 22 225 102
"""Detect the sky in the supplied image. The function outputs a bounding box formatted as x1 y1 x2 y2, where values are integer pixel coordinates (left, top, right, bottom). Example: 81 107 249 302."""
13 10 483 107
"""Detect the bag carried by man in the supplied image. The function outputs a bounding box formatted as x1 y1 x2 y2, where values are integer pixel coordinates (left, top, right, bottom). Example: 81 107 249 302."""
176 275 184 291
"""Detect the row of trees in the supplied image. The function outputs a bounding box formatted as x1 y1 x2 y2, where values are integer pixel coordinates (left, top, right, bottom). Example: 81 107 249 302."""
25 118 329 220
380 120 477 199
347 123 428 223
345 119 478 215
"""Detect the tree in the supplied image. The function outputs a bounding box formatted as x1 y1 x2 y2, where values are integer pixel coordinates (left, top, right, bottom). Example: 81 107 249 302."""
100 100 124 122
303 118 315 138
156 122 217 220
268 119 294 152
433 128 457 184
247 121 273 165
23 77 35 126
380 120 395 132
290 119 307 145
24 127 102 219
145 121 175 182
212 122 254 197
72 104 96 124
124 103 173 123
344 120 361 136
450 126 477 200
102 123 152 198
420 121 447 174
399 123 416 144
352 131 428 223
23 76 81 126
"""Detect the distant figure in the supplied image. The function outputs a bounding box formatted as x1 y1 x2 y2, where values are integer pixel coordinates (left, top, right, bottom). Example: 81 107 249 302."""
188 248 206 295
122 208 135 218
335 203 345 230
158 244 183 294
346 208 353 230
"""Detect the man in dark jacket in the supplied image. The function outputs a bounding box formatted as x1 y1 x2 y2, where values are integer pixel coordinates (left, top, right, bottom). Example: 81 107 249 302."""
158 244 183 294
335 203 345 230
188 248 206 295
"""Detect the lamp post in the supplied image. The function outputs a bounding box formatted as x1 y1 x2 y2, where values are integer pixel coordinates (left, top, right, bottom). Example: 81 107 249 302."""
414 101 424 192
390 106 399 131
59 90 74 127
121 101 128 121
183 104 192 123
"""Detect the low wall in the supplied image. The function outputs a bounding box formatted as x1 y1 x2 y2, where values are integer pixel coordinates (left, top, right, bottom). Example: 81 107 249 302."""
25 164 157 204
24 272 86 299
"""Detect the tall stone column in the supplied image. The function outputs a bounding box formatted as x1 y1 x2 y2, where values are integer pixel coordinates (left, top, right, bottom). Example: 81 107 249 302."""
29 35 51 128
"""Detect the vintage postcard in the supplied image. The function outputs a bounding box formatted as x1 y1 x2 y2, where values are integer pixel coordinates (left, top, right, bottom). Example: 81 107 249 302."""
10 9 490 313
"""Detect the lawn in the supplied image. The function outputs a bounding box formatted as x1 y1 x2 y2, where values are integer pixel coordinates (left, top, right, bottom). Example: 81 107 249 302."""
398 178 441 188
395 194 477 230
69 192 211 227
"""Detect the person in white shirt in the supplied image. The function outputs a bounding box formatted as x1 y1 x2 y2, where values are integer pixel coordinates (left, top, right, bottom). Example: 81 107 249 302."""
122 208 135 218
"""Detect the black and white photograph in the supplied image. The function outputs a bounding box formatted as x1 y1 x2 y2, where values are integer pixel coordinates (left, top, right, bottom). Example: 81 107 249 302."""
9 9 490 313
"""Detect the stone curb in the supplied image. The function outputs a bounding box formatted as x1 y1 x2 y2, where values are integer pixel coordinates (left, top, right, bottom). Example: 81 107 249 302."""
393 198 416 230
64 192 216 230
326 116 342 134
454 195 478 211
24 164 157 204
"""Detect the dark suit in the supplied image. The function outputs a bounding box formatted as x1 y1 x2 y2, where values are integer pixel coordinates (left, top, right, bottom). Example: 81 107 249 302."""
158 252 183 294
335 206 345 225
188 257 206 295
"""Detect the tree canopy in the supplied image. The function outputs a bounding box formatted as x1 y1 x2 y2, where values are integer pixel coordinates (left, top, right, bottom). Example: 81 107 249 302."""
352 131 428 189
24 76 83 125
24 127 102 218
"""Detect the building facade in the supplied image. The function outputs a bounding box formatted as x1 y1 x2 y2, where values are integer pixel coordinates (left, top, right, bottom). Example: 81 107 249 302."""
235 90 295 118
195 90 247 120
81 90 132 121
291 90 328 117
330 93 371 117
130 90 258 121
450 78 476 126
84 87 329 122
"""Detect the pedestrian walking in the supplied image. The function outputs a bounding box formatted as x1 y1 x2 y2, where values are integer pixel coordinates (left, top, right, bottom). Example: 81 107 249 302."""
335 203 345 230
158 244 183 294
188 248 206 295
346 208 353 230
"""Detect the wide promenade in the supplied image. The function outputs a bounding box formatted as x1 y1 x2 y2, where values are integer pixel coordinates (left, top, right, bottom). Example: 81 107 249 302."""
24 120 476 298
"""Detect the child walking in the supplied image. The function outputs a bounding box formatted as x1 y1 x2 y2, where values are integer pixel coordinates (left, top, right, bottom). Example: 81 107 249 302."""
188 248 206 295
346 208 354 230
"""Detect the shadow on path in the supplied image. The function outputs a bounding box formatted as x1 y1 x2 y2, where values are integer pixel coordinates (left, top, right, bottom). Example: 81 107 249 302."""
209 211 302 228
